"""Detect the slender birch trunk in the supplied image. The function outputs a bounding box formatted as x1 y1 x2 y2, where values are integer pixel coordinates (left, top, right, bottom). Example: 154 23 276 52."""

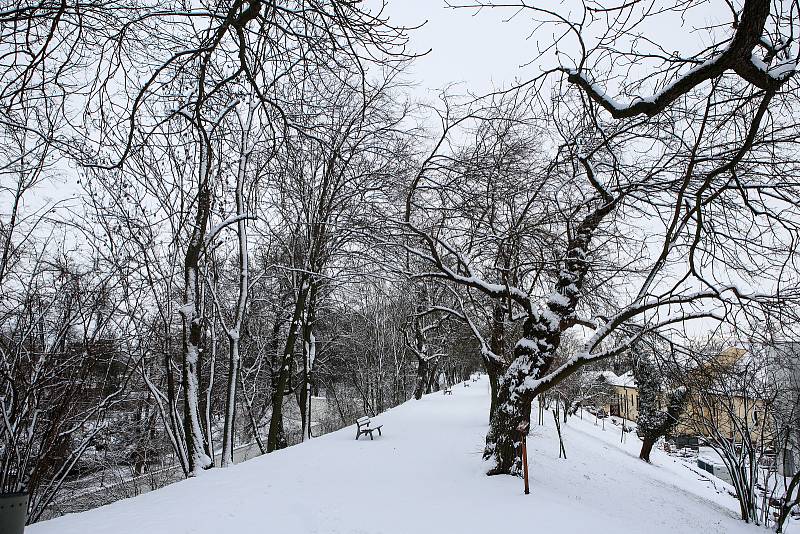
221 103 254 467
299 287 317 442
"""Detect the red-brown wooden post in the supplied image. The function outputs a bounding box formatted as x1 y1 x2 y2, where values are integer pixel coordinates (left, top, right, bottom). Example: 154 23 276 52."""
518 420 530 494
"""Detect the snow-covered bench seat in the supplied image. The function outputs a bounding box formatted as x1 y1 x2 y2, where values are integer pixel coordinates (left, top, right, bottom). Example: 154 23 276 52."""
355 416 383 440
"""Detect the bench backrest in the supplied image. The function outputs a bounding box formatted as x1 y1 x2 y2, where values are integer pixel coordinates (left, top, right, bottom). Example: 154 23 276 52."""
357 416 370 426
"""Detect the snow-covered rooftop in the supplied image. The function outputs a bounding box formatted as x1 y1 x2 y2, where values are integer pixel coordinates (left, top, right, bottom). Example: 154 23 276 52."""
584 369 619 384
585 369 636 389
612 370 637 389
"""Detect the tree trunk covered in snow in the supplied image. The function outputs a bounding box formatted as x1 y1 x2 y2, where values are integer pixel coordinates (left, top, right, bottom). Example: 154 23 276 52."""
181 178 213 476
483 314 552 475
299 284 318 442
221 112 253 467
484 202 615 475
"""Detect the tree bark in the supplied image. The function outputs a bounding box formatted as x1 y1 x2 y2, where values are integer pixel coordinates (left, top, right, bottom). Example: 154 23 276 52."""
425 360 440 394
267 279 309 451
182 180 213 476
483 200 615 475
413 356 429 400
221 118 252 467
639 438 655 463
299 285 317 442
485 303 506 419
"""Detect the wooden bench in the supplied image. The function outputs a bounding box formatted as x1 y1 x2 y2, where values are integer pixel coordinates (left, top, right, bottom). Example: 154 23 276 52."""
471 376 479 382
443 387 453 395
355 416 383 440
463 380 470 387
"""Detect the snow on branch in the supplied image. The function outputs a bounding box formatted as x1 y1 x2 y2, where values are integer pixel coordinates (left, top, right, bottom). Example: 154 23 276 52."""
204 214 256 249
401 221 533 314
424 289 505 367
565 0 794 119
527 310 725 396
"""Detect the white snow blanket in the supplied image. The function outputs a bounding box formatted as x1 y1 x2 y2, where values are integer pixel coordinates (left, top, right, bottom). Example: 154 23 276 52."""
31 376 761 534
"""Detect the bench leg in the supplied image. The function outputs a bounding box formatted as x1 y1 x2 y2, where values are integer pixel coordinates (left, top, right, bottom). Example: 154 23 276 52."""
369 430 374 440
377 427 382 436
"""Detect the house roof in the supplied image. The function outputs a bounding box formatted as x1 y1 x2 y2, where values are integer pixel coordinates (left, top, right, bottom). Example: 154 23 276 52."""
612 370 637 389
583 370 637 389
584 370 619 384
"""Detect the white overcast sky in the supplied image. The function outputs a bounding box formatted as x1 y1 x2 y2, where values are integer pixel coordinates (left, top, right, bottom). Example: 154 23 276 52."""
378 0 727 101
377 1 540 99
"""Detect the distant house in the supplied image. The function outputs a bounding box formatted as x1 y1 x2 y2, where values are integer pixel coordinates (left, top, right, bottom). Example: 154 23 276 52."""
607 371 639 420
585 370 639 421
674 347 774 445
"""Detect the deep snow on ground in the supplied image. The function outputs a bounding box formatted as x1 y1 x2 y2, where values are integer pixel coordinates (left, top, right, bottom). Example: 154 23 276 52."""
31 376 763 534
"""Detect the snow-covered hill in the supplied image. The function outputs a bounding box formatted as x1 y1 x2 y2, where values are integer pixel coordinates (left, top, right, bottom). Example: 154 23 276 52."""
30 376 761 534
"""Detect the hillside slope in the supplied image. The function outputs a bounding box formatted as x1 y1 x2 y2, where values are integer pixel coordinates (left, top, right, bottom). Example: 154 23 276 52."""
30 376 760 534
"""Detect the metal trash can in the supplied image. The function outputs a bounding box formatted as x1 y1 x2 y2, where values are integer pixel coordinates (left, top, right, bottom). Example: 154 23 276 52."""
0 492 28 534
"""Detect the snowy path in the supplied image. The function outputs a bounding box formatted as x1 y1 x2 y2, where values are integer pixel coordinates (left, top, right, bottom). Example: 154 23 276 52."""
31 377 761 534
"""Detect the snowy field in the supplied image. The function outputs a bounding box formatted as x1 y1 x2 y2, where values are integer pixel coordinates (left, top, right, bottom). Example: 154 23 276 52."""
30 376 762 534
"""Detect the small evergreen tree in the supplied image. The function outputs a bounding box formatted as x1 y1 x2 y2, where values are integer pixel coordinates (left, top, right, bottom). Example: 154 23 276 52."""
634 352 688 462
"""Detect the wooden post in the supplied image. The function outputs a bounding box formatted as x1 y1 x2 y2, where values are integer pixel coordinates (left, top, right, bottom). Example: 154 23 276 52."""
518 420 530 495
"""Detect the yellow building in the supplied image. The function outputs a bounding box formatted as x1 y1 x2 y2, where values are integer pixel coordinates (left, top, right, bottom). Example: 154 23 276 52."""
609 371 639 421
586 370 639 421
674 347 774 444
588 348 771 441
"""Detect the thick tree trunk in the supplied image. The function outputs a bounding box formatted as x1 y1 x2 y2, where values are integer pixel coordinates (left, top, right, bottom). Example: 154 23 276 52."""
483 202 613 475
425 360 439 394
484 383 534 476
639 438 655 462
267 387 287 451
484 310 562 475
484 303 506 418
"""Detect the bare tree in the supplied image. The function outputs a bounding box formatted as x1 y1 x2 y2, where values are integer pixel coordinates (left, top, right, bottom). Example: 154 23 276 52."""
407 0 800 476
